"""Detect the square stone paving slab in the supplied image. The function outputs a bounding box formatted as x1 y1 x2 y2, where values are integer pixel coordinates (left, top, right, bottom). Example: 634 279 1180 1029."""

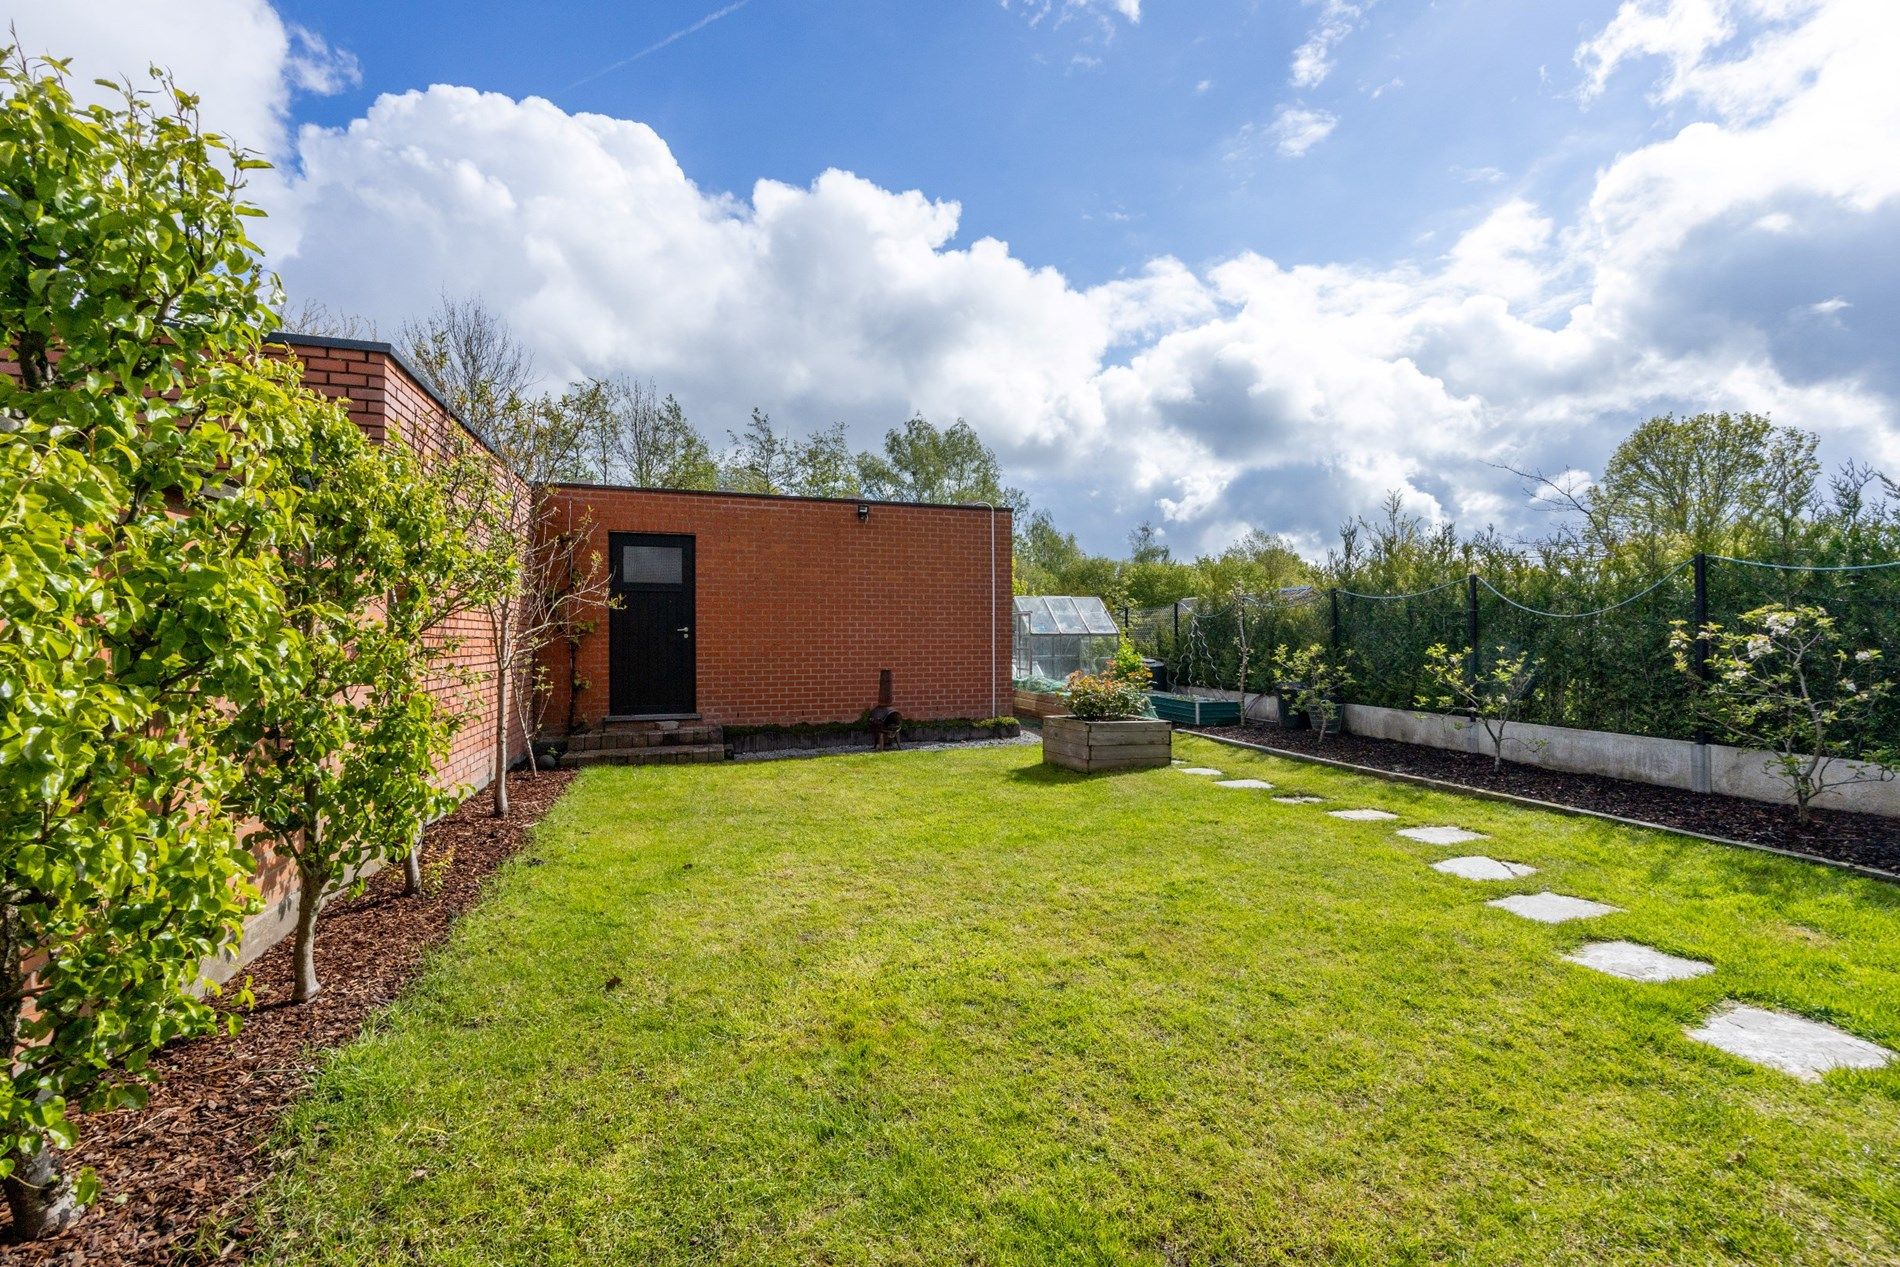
1686 1003 1893 1081
1397 826 1487 846
1432 855 1537 881
1327 808 1398 821
1273 795 1325 804
1564 940 1712 982
1487 892 1622 923
1215 778 1274 789
1177 767 1224 776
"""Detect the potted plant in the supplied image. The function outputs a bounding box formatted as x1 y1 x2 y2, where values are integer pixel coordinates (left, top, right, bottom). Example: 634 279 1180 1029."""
1042 641 1173 772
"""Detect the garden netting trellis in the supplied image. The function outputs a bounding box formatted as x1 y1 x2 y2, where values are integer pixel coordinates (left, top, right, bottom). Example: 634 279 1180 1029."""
1124 552 1900 755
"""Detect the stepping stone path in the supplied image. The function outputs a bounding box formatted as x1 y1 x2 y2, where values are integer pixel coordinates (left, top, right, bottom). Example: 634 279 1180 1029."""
1487 892 1622 924
1397 826 1487 846
1687 1003 1894 1081
1432 855 1537 881
1190 736 1892 1083
1564 940 1711 982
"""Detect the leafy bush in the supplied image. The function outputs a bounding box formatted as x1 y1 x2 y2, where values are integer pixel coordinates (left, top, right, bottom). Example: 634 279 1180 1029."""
0 51 297 1236
230 404 467 1003
1274 643 1353 743
1417 644 1544 772
1065 640 1153 719
1670 604 1894 821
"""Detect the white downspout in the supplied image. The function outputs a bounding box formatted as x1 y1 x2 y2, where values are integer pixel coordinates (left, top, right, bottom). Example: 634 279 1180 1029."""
980 502 997 719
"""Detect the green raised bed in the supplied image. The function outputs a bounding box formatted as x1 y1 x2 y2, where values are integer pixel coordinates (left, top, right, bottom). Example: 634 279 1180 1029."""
1149 692 1242 725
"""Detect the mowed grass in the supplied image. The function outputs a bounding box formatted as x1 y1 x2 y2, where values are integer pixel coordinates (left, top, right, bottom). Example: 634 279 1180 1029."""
256 735 1900 1265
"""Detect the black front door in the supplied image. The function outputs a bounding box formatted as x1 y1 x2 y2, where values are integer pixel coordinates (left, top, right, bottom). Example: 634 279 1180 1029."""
608 533 696 716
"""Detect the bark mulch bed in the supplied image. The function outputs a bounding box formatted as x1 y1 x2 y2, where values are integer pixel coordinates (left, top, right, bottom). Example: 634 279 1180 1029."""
0 769 576 1266
1187 724 1898 876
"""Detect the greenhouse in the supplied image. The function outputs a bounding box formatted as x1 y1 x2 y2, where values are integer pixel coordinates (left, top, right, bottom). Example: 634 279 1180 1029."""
1012 595 1122 683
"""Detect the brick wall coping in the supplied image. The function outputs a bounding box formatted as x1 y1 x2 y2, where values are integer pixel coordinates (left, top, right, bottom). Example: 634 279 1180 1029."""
264 330 503 461
545 480 1015 515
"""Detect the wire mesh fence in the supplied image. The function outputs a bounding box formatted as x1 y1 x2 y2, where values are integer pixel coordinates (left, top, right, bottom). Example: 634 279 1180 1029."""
1121 553 1900 751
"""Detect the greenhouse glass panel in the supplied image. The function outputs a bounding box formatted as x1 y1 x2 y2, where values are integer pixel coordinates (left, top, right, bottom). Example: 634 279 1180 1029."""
1044 596 1087 634
1012 595 1125 686
1017 596 1060 636
1077 598 1121 635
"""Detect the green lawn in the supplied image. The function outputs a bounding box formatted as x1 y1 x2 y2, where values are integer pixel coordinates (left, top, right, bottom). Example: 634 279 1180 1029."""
256 736 1900 1265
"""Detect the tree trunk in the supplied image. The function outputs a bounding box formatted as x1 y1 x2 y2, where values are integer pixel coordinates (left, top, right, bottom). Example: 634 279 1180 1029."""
0 915 77 1240
492 638 511 819
291 864 323 1004
4 1140 80 1241
403 846 423 897
565 639 582 734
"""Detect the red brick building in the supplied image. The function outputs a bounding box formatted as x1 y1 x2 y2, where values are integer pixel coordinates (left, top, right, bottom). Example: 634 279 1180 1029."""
276 335 1015 742
540 484 1014 732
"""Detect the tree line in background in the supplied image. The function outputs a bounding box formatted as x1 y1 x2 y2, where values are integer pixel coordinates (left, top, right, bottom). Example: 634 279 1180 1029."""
290 294 1027 509
1015 410 1900 612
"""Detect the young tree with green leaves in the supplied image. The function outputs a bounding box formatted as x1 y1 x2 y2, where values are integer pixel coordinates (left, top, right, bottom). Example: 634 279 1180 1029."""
1418 644 1543 772
1670 605 1894 822
563 376 718 489
447 444 610 817
857 414 1023 507
722 409 862 497
1275 644 1353 743
230 404 467 1004
0 52 300 1237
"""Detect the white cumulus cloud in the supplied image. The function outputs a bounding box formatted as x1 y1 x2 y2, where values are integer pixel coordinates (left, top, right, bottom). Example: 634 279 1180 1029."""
8 0 1899 554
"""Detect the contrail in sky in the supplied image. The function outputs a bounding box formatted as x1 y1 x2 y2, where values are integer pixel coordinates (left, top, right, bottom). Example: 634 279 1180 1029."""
569 0 755 88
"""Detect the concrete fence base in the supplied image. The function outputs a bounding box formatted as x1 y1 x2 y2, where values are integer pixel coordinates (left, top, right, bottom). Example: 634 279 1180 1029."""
1337 702 1899 818
1169 685 1897 818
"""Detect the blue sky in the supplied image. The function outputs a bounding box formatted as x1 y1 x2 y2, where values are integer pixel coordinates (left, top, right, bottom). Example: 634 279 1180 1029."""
11 1 1899 556
272 1 1626 285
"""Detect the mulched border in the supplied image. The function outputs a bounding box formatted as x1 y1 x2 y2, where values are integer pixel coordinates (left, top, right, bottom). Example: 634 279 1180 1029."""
0 769 576 1266
1185 724 1897 875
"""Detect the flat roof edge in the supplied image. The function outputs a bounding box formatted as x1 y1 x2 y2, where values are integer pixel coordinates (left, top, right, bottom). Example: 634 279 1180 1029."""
547 481 1013 514
265 331 501 459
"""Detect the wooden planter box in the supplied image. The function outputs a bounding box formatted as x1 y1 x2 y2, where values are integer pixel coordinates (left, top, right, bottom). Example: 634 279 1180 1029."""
1012 687 1069 720
1041 715 1173 773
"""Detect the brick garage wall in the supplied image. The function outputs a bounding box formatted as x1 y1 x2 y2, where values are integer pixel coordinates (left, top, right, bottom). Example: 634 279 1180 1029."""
266 335 526 793
208 336 531 982
541 486 1014 730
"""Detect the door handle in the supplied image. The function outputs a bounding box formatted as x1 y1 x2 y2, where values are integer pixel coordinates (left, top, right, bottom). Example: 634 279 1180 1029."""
676 626 691 639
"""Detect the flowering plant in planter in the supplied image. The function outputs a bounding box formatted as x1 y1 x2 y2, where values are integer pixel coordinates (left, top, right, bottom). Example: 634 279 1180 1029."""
1064 640 1154 720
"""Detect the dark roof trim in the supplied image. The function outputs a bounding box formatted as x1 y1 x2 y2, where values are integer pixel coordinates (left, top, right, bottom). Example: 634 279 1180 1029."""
264 331 504 461
546 480 1014 515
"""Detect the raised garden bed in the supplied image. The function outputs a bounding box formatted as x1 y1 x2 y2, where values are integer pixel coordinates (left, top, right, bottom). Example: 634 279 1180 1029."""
1011 687 1067 719
1149 692 1242 726
1041 715 1172 773
1187 724 1898 875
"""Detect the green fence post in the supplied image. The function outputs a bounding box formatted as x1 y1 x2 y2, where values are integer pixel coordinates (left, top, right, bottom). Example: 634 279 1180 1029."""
1692 552 1710 743
1465 572 1480 702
